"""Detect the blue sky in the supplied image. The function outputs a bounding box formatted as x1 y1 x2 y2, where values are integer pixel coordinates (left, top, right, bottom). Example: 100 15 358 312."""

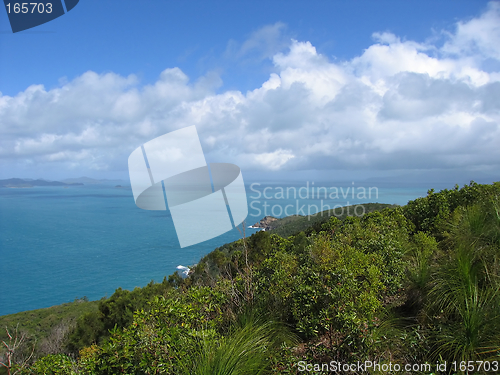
0 0 499 183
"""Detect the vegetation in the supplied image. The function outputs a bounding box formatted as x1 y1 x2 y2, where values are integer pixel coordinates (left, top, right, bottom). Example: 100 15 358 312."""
266 202 397 237
2 182 500 374
0 298 98 371
0 298 98 345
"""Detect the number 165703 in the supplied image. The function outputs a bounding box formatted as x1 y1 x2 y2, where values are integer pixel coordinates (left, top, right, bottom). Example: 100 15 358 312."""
6 3 53 14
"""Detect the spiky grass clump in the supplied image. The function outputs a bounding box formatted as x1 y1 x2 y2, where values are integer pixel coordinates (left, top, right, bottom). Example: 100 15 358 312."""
178 315 296 375
427 200 500 363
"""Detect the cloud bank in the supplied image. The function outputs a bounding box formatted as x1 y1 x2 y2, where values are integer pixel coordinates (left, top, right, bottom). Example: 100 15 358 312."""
1 3 499 180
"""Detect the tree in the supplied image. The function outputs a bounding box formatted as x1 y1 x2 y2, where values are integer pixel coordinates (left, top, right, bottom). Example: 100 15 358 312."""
0 325 35 375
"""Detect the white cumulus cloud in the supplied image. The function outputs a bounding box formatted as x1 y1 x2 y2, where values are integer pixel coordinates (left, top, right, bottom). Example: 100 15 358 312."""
1 3 499 180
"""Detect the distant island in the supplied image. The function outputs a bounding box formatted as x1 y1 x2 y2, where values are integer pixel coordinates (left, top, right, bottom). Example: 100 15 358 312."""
61 177 127 185
0 178 83 188
0 176 130 188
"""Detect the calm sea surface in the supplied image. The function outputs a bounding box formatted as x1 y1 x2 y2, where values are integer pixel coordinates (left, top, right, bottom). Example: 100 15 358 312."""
0 182 434 316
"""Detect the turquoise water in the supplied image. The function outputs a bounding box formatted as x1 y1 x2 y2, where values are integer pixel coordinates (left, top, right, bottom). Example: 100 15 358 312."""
0 182 430 316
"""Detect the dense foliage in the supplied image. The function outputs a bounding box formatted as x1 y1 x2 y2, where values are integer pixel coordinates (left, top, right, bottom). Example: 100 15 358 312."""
2 182 499 374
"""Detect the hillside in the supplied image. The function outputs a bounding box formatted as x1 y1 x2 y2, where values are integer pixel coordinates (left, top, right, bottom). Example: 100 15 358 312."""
266 202 398 237
1 182 500 374
0 299 98 341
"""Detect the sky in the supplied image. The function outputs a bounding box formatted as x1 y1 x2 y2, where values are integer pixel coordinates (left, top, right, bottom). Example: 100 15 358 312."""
0 0 499 183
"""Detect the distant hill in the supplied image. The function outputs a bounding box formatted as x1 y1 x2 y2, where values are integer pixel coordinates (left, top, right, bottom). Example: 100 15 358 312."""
61 177 128 185
60 177 101 185
0 178 83 188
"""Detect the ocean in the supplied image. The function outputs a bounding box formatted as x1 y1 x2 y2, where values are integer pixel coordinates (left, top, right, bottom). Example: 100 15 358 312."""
0 181 433 316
